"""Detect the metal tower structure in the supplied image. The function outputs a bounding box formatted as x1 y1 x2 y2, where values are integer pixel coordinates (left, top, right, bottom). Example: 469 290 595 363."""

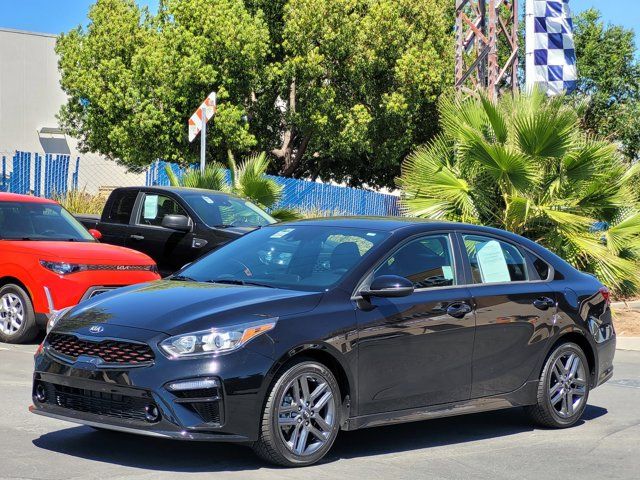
455 0 519 99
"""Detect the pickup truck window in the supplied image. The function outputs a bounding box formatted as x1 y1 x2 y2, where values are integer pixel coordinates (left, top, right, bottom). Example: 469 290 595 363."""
105 190 138 224
182 192 275 227
138 194 189 226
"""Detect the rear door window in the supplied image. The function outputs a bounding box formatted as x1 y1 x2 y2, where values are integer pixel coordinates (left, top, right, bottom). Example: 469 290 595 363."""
462 234 528 283
105 190 138 224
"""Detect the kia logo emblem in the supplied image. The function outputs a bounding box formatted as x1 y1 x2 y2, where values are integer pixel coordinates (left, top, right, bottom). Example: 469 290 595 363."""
89 325 104 334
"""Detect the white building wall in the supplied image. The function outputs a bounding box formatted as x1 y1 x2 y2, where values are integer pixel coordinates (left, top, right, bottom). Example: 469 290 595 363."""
0 28 145 194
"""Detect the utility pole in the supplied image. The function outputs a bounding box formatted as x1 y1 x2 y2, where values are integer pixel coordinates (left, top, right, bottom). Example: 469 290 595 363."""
455 0 519 99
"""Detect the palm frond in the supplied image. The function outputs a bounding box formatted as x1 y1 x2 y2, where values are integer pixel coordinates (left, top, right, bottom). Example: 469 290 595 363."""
164 164 181 187
270 208 303 222
179 163 228 191
234 152 282 208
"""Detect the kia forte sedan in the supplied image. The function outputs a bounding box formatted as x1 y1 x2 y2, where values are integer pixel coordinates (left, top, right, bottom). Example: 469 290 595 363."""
31 218 615 467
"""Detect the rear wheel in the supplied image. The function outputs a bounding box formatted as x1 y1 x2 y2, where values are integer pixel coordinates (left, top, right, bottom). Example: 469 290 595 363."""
526 342 590 428
0 284 38 344
252 360 341 467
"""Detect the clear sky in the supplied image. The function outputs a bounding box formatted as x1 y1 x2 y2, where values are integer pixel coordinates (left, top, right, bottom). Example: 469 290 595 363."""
0 0 638 44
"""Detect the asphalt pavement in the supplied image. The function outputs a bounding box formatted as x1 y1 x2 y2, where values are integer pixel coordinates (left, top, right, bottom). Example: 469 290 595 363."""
1 341 639 480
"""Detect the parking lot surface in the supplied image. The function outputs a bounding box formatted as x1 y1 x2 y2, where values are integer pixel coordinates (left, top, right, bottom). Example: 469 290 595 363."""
1 342 639 480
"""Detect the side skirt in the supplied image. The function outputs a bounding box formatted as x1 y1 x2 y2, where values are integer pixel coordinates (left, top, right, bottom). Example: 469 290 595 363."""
344 380 538 431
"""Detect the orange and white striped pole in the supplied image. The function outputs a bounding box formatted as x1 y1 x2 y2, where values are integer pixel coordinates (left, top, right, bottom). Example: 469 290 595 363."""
188 92 217 173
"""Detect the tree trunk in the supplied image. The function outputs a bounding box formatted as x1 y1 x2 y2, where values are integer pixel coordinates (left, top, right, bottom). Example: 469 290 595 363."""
271 78 312 177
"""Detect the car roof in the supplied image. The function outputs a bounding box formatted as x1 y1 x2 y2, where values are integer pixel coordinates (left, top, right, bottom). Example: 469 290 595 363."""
275 216 480 232
0 192 56 204
115 185 243 199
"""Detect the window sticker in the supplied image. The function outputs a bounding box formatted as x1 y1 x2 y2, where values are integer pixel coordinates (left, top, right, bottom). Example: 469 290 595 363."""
270 228 294 239
442 265 454 281
201 195 215 204
143 195 159 219
476 240 511 283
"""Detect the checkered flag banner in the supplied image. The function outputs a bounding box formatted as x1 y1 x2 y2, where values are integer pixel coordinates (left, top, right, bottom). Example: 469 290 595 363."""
526 0 577 95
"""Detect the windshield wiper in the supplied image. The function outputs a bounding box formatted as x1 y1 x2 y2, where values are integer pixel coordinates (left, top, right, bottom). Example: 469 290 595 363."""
169 274 198 282
205 279 276 288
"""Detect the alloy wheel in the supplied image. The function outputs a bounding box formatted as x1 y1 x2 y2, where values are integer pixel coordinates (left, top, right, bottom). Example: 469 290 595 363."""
549 352 587 418
276 373 336 456
0 292 24 336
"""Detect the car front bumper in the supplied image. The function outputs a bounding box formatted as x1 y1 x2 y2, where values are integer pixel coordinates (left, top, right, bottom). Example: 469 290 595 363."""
31 329 275 443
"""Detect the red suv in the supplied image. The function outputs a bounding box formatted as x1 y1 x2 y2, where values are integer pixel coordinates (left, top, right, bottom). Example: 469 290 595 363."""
0 193 160 343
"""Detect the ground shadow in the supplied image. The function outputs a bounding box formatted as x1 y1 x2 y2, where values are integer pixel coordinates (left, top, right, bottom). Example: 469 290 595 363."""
32 404 608 472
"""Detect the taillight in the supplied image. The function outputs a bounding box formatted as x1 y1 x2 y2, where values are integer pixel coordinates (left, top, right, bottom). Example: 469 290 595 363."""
599 286 611 305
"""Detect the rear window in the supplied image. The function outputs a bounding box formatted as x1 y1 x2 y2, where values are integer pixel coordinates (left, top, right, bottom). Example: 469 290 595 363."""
105 190 138 224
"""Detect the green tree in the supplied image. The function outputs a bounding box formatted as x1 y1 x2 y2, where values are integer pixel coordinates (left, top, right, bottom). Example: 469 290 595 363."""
165 152 300 221
571 8 640 161
250 0 453 188
56 0 269 170
57 0 453 187
399 89 640 296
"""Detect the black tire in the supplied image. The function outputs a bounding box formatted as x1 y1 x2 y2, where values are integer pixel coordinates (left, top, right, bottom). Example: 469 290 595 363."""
252 359 341 467
0 284 38 344
525 342 590 428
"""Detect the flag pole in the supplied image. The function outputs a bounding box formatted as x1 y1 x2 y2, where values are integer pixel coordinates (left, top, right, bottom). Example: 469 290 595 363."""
525 0 535 92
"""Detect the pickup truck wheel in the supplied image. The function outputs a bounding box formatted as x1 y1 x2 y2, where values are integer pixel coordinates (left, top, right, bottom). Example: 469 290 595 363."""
0 284 38 344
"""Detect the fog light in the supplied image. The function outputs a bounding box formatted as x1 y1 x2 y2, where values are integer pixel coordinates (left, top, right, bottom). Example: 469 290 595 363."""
144 404 161 423
35 384 46 403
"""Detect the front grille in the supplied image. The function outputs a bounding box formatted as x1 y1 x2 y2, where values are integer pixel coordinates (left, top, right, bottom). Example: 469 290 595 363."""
48 333 154 365
38 382 155 422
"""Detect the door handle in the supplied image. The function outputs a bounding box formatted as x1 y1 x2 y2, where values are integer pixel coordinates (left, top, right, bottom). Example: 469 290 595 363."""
533 297 555 310
446 302 472 319
130 234 145 241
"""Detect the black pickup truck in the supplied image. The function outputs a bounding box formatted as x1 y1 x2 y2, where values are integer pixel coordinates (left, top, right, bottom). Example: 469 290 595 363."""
77 186 276 276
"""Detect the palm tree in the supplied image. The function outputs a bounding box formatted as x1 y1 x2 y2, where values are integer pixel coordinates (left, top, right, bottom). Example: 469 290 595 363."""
399 88 640 296
165 152 300 221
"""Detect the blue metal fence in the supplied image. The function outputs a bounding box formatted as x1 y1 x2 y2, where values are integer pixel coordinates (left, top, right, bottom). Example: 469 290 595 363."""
145 160 400 216
1 152 400 216
1 151 76 196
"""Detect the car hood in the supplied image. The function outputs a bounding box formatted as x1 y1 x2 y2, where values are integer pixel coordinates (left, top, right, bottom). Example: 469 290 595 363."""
57 280 323 336
2 240 155 264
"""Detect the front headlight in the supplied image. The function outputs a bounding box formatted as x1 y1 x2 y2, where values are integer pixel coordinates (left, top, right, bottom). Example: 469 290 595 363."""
40 260 85 275
159 318 277 359
46 306 73 333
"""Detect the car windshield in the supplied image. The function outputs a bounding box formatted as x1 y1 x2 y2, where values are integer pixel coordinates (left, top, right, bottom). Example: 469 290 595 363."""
178 225 390 291
0 202 94 242
182 192 276 227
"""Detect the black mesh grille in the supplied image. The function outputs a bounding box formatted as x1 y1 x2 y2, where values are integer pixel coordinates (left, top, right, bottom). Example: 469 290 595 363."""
191 402 220 424
48 334 154 365
39 382 155 422
171 387 222 424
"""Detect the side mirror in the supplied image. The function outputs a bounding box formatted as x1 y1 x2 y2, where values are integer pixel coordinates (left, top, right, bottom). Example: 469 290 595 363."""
162 214 190 232
88 229 102 240
361 275 414 298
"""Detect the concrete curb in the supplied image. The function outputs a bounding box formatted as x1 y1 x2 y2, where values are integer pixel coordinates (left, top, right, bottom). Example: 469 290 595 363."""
616 337 640 352
612 300 640 311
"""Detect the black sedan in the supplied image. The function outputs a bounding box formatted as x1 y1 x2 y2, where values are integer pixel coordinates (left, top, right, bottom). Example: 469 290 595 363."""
31 218 616 467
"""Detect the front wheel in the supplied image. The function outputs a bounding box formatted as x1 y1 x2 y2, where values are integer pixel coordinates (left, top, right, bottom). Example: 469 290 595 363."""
0 284 38 344
525 342 590 428
252 360 341 467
